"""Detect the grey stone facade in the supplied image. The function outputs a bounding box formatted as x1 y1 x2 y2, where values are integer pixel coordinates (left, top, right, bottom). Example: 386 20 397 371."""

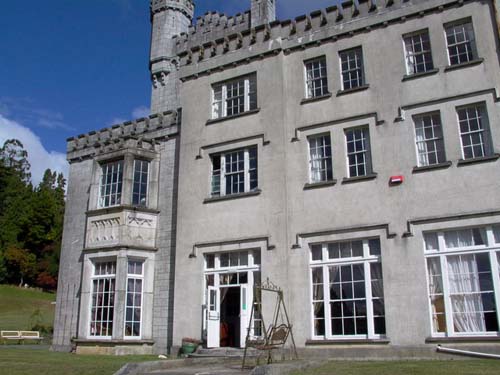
55 0 500 357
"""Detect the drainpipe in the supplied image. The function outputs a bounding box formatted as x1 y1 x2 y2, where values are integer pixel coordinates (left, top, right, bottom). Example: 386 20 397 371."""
437 345 500 360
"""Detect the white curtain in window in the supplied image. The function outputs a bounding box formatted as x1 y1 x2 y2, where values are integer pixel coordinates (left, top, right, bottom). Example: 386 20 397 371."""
427 258 444 332
310 148 322 182
444 229 485 248
447 255 485 332
415 125 429 166
497 252 500 278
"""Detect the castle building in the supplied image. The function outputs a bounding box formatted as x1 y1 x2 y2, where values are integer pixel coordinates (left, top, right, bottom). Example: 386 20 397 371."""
54 0 500 357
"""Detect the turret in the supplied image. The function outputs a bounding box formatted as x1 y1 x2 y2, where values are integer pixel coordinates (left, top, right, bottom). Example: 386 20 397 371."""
251 0 276 27
149 0 194 114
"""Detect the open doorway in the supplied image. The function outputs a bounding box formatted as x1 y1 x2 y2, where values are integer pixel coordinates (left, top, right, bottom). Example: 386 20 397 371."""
220 287 240 347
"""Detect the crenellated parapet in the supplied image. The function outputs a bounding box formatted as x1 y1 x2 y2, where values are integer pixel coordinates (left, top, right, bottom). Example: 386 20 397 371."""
173 0 465 81
66 110 180 163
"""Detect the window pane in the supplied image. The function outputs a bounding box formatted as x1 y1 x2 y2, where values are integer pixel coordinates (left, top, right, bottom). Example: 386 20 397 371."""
308 135 333 183
413 113 446 166
305 57 328 98
345 128 370 177
99 161 123 208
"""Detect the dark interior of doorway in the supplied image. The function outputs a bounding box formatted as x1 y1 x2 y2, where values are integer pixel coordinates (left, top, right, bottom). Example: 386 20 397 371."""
220 286 240 347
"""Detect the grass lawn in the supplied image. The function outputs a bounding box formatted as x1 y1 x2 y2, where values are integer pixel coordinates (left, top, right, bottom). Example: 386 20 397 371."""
292 359 500 375
0 348 157 375
0 285 55 332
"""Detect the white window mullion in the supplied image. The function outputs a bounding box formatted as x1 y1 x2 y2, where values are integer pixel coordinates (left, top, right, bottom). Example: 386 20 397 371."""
244 149 250 192
222 85 227 117
323 265 332 339
244 78 250 112
365 261 375 338
220 154 226 196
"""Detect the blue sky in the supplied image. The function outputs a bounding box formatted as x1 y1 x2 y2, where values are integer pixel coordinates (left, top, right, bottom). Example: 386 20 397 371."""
0 0 336 183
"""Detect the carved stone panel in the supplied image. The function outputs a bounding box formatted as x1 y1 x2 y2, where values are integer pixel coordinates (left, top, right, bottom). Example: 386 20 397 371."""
86 209 158 249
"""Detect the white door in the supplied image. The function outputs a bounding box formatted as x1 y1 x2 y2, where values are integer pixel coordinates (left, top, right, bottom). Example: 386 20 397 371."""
239 284 252 347
207 286 220 348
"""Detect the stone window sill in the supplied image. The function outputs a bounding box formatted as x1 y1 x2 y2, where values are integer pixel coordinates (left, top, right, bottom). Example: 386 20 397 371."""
444 58 484 72
203 189 261 204
426 336 500 343
412 161 452 173
306 338 390 346
402 68 439 82
86 205 160 216
304 179 337 190
342 173 377 184
300 93 332 105
337 84 370 97
457 154 499 166
206 108 260 125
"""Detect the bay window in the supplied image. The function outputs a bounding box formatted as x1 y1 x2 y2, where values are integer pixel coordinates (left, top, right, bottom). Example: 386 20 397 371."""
424 226 500 336
99 161 123 208
211 146 258 197
310 238 386 339
124 260 144 338
90 261 116 337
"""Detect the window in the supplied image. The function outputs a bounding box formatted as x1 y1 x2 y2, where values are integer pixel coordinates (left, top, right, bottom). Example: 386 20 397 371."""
445 20 478 66
310 238 386 339
413 112 446 166
403 30 434 75
305 57 328 98
339 47 365 90
424 226 500 336
132 160 149 206
99 161 123 208
457 104 492 160
212 74 257 119
90 261 116 337
124 260 144 338
308 134 333 183
345 127 372 177
211 146 258 197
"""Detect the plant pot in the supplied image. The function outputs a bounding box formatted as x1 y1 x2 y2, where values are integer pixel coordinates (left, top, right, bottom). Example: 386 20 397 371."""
181 342 198 354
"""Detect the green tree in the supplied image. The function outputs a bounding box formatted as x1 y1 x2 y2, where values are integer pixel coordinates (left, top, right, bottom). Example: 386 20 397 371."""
4 246 37 286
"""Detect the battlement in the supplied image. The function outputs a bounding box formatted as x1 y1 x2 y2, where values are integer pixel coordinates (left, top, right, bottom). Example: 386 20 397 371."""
150 0 194 19
173 0 465 79
66 111 180 162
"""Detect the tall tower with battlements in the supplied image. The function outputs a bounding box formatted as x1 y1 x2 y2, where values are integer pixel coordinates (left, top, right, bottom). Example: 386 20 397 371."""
251 0 276 27
149 0 194 114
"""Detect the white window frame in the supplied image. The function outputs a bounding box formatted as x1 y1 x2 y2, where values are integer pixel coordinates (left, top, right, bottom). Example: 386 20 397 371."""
308 134 333 183
413 112 446 167
424 225 500 337
345 127 372 178
456 103 492 160
132 159 150 207
403 29 434 75
124 259 144 339
211 74 257 119
98 160 123 208
444 19 478 66
309 238 385 340
304 56 329 99
210 146 258 197
89 260 116 339
339 47 365 91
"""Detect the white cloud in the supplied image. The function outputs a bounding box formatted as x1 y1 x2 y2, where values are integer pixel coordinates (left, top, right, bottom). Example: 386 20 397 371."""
0 114 69 186
132 106 150 119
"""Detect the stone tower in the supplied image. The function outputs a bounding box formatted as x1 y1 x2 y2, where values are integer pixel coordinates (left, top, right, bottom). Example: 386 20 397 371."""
251 0 276 27
149 0 194 114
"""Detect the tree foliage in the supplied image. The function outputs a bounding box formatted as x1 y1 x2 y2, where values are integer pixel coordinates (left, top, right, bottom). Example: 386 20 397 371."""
0 139 65 290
